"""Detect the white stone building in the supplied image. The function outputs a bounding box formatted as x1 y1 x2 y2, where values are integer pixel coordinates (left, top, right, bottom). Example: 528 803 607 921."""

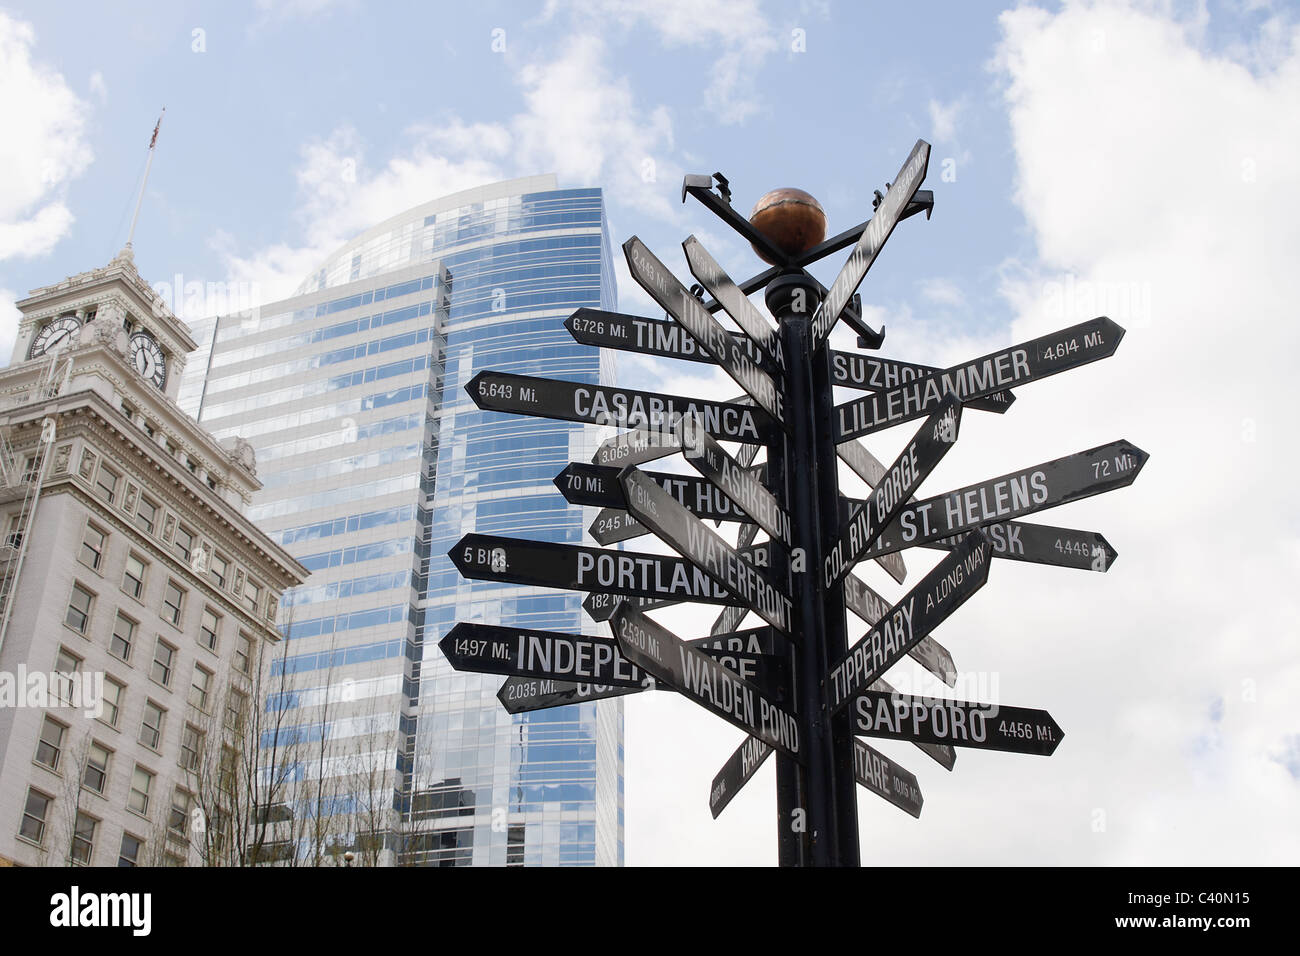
0 247 306 867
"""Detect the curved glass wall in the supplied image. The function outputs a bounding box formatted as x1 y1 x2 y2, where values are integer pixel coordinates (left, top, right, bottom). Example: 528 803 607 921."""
181 178 622 866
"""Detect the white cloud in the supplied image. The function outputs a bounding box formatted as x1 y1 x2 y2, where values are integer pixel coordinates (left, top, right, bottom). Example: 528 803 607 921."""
917 276 966 309
0 11 93 261
216 35 680 301
539 0 780 123
88 70 107 103
928 97 961 143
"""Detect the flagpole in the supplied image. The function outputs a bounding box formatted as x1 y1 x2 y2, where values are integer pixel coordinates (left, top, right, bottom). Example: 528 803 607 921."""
124 108 165 254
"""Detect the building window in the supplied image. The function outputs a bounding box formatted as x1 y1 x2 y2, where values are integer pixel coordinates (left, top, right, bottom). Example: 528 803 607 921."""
83 742 111 794
65 583 94 634
5 514 24 550
173 524 195 563
209 554 228 590
110 613 136 662
53 647 83 707
100 678 124 728
242 579 262 615
122 553 147 600
139 700 165 751
95 466 120 504
234 633 252 675
118 834 143 867
162 580 185 627
35 716 66 771
19 789 51 845
151 639 176 686
71 812 97 865
225 691 248 734
128 765 154 816
168 789 191 841
80 524 107 571
20 455 39 483
135 496 158 535
179 724 203 773
199 608 220 652
189 665 212 712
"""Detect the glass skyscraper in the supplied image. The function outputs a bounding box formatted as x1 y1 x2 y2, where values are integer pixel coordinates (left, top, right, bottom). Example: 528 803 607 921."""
180 176 623 866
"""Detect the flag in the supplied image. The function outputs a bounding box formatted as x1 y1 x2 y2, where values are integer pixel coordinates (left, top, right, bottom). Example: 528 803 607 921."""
149 109 164 148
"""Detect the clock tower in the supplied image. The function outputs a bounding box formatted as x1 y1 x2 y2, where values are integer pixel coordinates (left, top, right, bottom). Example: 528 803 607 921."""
0 246 307 867
11 245 193 404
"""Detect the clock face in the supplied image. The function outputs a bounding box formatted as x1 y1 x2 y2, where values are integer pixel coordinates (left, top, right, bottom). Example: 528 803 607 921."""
129 332 167 389
28 314 82 358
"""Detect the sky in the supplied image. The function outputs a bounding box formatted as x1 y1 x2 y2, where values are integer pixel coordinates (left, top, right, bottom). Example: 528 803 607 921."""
1 0 1297 866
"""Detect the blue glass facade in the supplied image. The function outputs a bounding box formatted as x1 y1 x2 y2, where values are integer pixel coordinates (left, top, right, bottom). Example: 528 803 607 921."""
181 177 623 865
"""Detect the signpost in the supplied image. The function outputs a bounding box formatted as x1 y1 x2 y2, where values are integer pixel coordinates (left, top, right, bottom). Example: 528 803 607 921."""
853 689 1064 756
851 440 1149 561
439 138 1146 867
834 317 1124 441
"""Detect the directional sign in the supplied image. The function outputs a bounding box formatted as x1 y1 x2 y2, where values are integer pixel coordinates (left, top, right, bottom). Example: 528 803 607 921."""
441 623 654 688
678 419 790 546
451 533 771 610
810 139 932 348
466 369 774 444
493 623 785 714
682 236 785 373
919 520 1118 572
625 237 787 428
853 440 1149 561
620 466 794 633
565 308 778 375
843 571 957 689
853 739 924 818
556 462 753 523
831 350 1013 413
835 317 1124 441
823 393 961 590
590 507 648 545
498 676 647 714
834 438 907 585
612 603 803 762
593 428 681 468
853 690 1064 756
710 735 774 818
827 532 992 714
871 678 956 771
582 541 775 622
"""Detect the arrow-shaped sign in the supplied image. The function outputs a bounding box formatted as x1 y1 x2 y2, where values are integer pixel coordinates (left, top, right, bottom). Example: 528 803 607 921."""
679 418 790 546
853 440 1148 561
823 393 961 590
619 467 793 633
810 139 932 348
466 369 774 444
625 237 788 428
830 350 1013 412
565 308 778 376
593 428 682 468
842 572 957 689
853 690 1064 756
612 603 803 762
556 462 753 523
682 236 785 373
498 677 644 714
582 541 775 622
835 317 1124 441
451 533 773 610
827 532 992 714
834 438 907 585
852 738 924 818
919 520 1118 572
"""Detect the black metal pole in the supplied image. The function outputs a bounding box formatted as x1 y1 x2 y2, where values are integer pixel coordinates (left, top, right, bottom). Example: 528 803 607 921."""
767 272 858 865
